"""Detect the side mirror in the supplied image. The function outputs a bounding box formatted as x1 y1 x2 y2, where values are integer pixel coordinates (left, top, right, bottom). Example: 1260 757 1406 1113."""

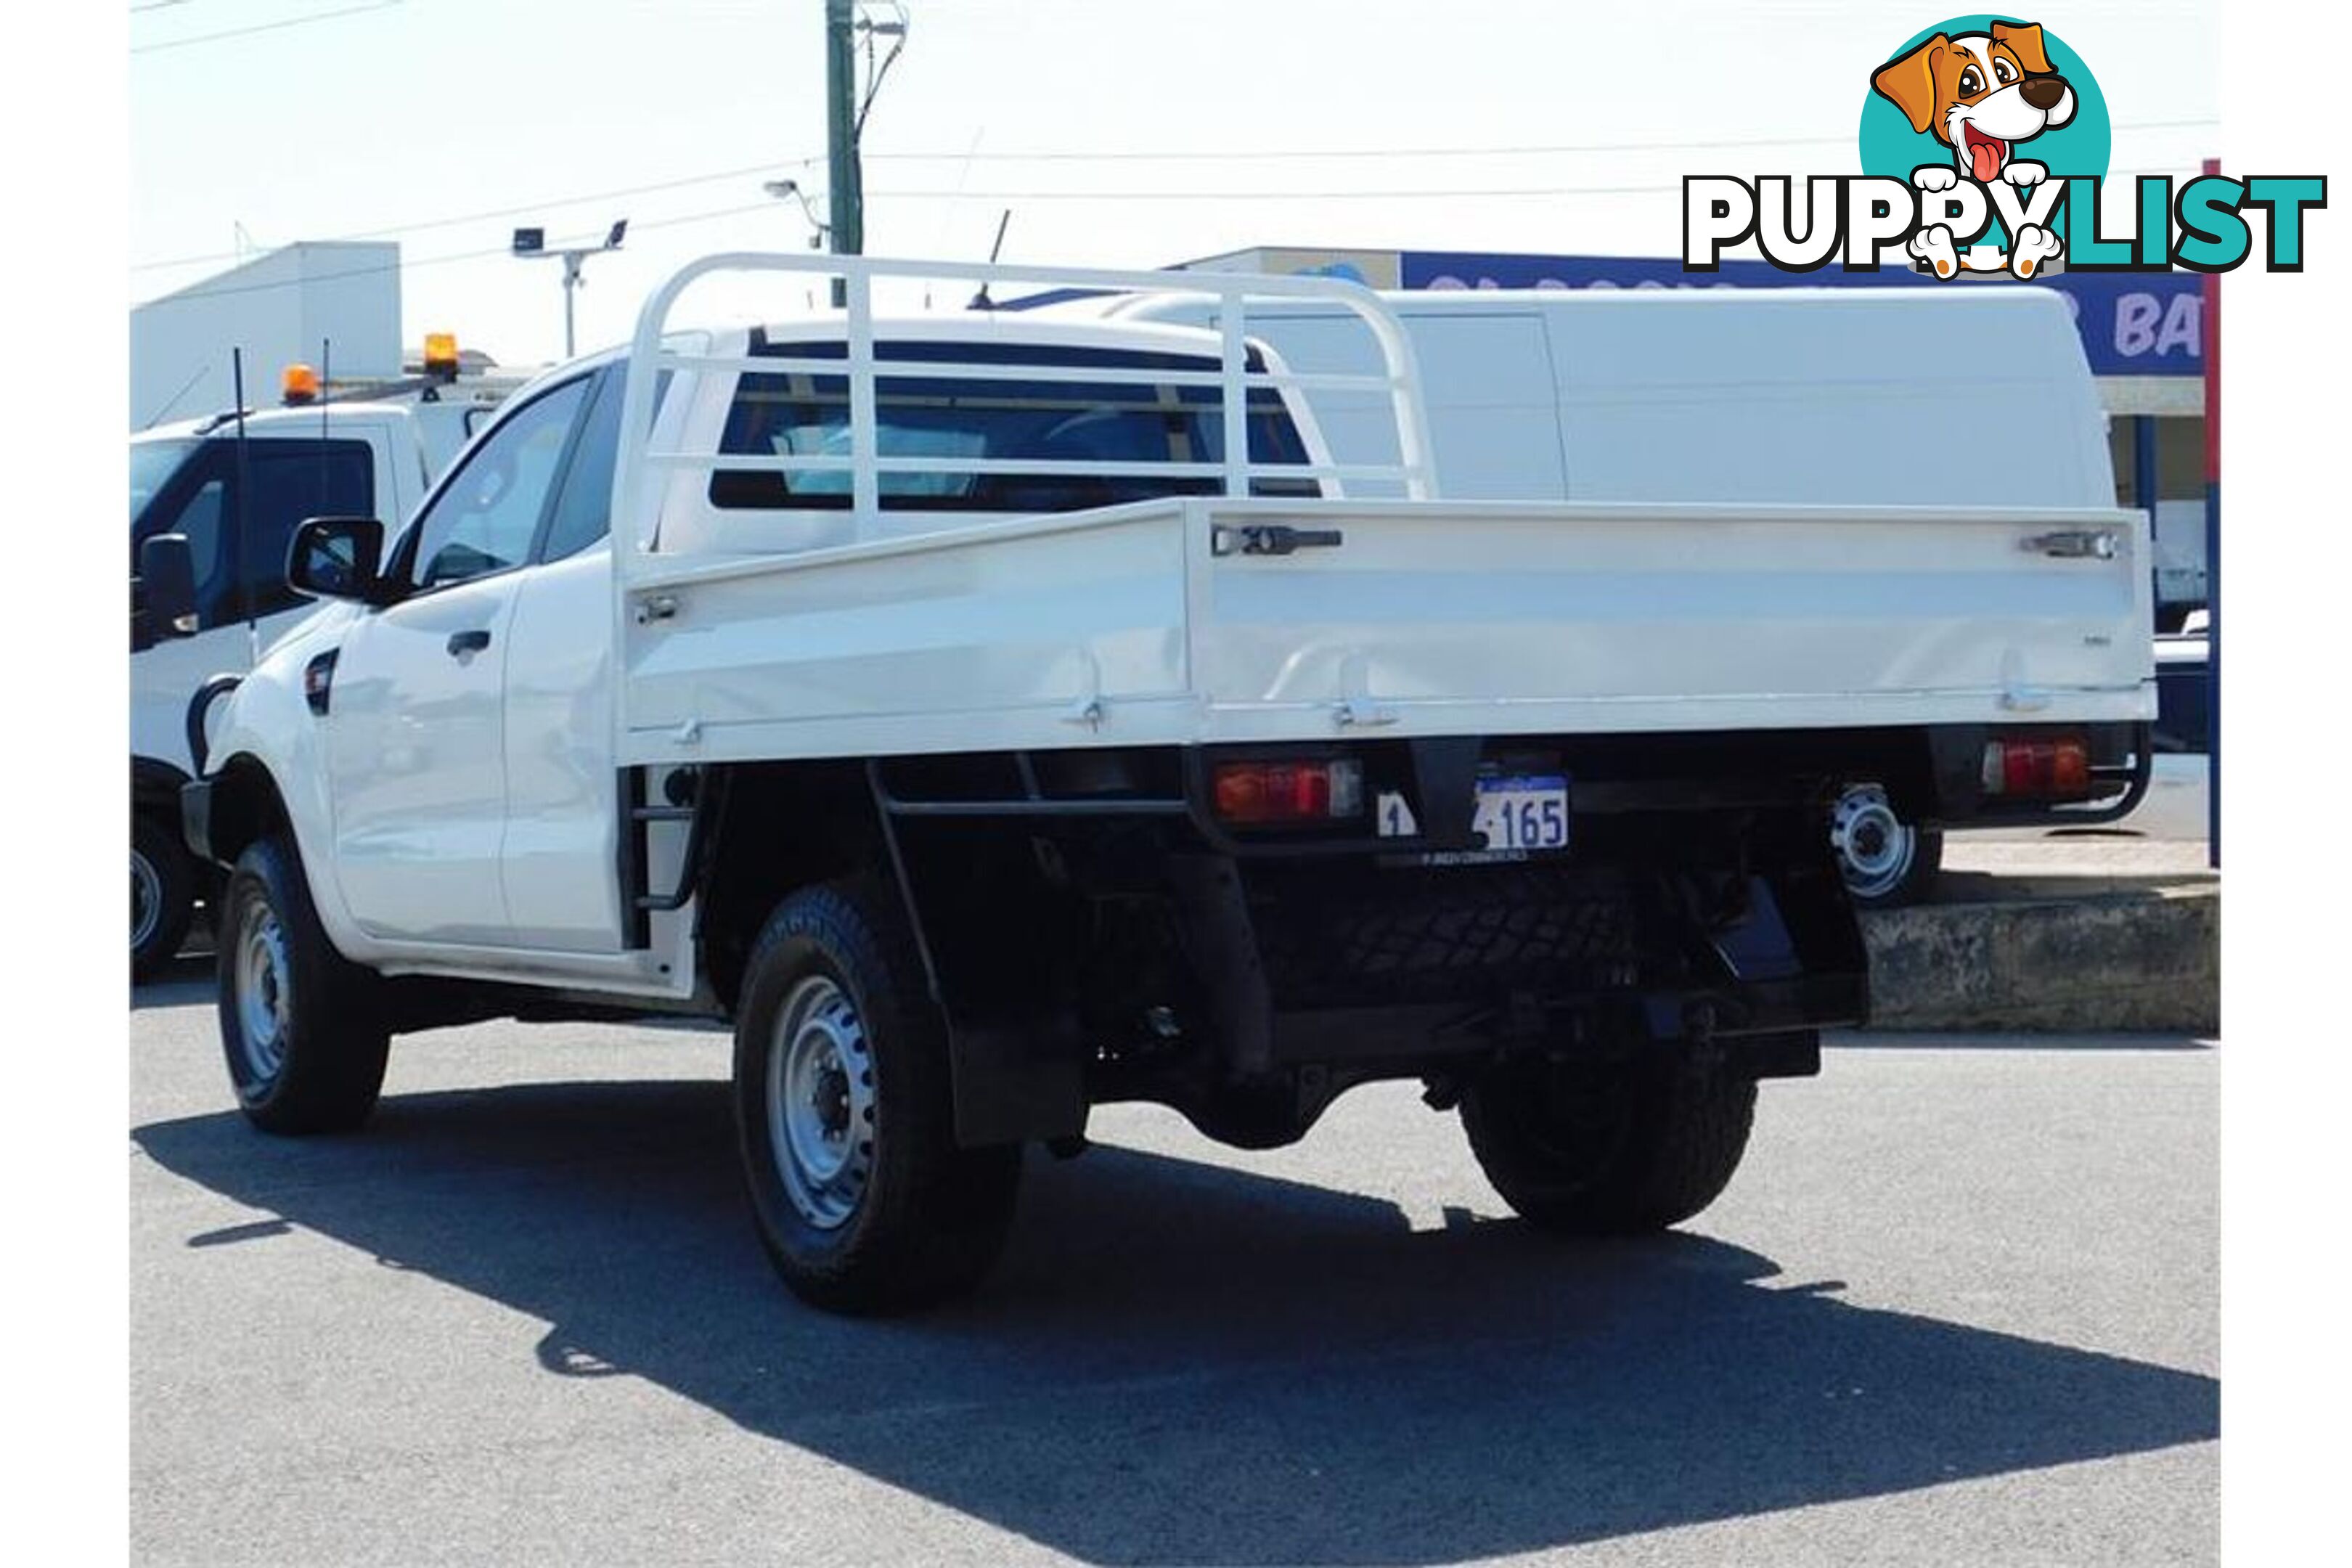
135 534 199 649
287 517 390 604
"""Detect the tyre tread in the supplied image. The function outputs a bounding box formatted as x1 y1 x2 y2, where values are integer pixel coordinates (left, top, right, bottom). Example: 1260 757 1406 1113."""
734 876 1020 1315
218 836 389 1135
1463 1060 1755 1235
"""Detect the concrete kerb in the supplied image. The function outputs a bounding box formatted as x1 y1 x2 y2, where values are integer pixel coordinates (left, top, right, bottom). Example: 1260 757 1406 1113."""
1859 878 2218 1034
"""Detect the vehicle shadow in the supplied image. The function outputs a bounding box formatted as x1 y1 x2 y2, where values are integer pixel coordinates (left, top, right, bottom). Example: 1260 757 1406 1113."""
134 1080 2217 1564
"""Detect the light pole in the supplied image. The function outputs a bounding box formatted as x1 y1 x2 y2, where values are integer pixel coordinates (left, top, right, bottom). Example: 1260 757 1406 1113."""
763 179 832 250
513 219 628 359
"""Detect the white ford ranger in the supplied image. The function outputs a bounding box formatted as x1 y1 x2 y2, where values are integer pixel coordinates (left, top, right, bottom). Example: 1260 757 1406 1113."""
155 254 2155 1312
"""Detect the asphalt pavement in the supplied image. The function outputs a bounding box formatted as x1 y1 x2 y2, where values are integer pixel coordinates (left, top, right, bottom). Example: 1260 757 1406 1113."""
129 968 2216 1567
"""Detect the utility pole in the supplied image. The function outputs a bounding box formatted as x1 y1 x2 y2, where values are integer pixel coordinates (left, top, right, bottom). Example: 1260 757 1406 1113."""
825 0 864 305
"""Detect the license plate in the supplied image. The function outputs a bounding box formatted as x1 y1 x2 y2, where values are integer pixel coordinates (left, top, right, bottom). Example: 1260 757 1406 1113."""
1474 775 1570 852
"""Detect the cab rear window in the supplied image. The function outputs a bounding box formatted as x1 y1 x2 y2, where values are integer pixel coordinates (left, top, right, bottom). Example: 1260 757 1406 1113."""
709 338 1318 511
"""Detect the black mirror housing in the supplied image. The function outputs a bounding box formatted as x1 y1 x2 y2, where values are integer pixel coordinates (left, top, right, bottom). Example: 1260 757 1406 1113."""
136 533 200 645
287 517 391 604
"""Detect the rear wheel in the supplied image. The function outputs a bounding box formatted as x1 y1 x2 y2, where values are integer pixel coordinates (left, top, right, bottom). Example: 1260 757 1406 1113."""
732 878 1021 1314
1830 783 1944 908
217 836 390 1134
1461 1051 1756 1234
132 813 195 981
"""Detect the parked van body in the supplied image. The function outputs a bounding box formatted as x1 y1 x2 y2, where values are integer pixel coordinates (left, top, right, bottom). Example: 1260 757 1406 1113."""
129 395 505 976
1102 285 2115 510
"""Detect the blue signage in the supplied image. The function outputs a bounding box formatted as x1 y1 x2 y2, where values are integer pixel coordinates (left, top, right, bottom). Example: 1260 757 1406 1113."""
1399 250 2204 377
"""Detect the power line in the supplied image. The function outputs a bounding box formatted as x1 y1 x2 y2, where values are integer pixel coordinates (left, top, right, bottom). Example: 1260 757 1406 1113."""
136 161 2213 309
854 164 2215 203
128 118 2218 276
131 0 402 57
131 154 823 274
136 197 786 306
858 118 2223 163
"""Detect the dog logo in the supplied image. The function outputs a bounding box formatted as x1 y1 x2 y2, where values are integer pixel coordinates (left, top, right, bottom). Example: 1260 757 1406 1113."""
1862 15 2109 278
1874 22 2074 189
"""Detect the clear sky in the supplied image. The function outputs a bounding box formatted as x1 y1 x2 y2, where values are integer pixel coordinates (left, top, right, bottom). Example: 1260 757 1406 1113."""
129 0 2220 367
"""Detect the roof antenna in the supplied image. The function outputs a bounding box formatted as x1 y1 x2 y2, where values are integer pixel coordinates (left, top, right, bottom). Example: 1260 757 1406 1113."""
967 208 1012 311
319 337 333 520
230 348 256 638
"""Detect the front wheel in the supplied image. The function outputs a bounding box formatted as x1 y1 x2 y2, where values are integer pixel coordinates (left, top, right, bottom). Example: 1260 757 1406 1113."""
732 879 1021 1315
1461 1053 1757 1234
217 836 389 1134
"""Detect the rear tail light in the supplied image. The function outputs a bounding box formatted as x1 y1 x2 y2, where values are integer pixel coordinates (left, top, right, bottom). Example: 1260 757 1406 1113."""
1212 759 1365 825
1980 734 2093 798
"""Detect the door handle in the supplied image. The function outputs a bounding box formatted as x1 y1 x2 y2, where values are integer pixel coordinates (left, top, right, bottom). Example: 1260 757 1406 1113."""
446 628 492 658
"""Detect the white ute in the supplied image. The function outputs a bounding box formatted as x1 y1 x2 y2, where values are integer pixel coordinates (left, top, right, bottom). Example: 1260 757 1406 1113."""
157 254 2156 1312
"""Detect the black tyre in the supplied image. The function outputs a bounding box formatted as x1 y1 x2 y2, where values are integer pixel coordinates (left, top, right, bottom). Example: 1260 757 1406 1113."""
132 812 196 982
216 835 390 1134
732 878 1022 1315
1461 1053 1757 1234
1830 782 1944 908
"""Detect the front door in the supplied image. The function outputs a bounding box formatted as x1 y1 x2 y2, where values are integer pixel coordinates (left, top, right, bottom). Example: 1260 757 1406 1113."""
324 376 592 944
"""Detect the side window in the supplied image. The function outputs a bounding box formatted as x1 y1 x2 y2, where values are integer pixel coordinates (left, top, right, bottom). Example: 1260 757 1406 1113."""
132 444 236 629
709 343 1315 513
243 443 375 618
167 479 234 628
539 371 624 562
406 378 589 589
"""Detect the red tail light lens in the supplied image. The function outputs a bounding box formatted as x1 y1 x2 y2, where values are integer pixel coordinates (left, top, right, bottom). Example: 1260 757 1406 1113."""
1212 759 1365 825
1980 734 2093 799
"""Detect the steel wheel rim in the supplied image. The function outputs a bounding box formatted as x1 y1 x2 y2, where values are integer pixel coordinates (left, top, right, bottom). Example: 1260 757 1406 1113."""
1830 784 1916 899
766 975 876 1230
234 897 293 1083
131 849 163 953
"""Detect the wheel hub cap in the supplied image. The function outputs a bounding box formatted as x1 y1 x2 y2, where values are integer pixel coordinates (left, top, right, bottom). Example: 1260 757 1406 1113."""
1830 784 1916 897
234 900 293 1082
131 851 162 952
767 976 876 1230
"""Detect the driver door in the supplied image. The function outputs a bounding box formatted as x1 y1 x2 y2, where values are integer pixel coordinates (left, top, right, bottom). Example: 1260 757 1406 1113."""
324 377 592 944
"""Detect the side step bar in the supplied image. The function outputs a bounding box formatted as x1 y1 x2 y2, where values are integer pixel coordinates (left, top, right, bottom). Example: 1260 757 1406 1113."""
618 769 727 949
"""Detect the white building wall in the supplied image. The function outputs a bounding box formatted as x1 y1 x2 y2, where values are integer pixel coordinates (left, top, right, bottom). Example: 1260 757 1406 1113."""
130 242 401 428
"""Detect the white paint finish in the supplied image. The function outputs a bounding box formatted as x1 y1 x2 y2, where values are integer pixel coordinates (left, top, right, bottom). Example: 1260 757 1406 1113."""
198 603 358 897
1193 502 2147 713
499 546 622 953
131 613 286 775
324 573 520 943
626 506 1190 736
1210 309 1561 501
616 496 2150 767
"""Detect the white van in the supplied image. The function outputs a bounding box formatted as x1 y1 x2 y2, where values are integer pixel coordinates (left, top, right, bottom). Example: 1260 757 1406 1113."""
1103 284 2111 505
1096 284 2122 903
130 397 501 976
